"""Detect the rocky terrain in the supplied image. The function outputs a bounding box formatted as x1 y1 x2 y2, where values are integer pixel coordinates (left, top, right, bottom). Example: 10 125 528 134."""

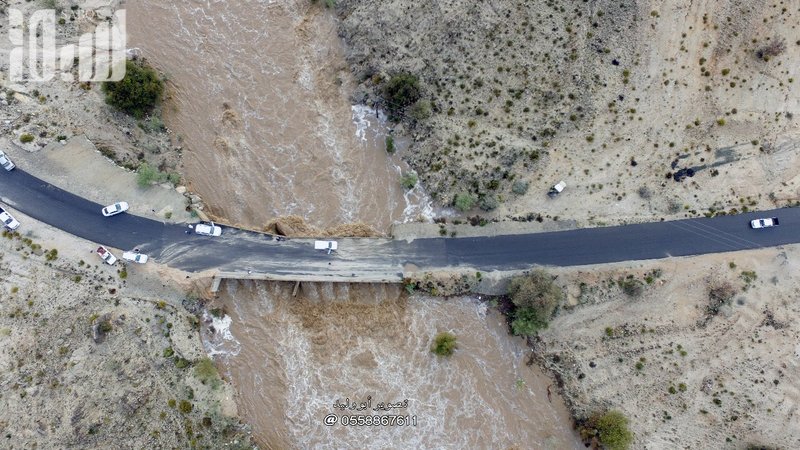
0 212 252 448
336 0 800 225
533 245 800 449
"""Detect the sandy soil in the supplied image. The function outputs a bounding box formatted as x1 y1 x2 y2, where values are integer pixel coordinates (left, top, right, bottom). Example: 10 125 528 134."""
0 207 252 447
0 0 183 197
336 0 800 226
531 245 800 449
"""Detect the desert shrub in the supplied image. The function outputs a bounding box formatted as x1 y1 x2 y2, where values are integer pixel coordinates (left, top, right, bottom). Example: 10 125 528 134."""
708 281 736 304
140 115 165 133
174 357 190 369
19 133 34 143
400 172 418 189
383 73 421 118
508 270 564 336
586 410 633 450
178 400 193 414
756 38 786 61
194 357 221 387
103 60 164 118
619 278 644 297
511 180 529 195
479 195 499 211
454 193 476 211
137 162 160 187
637 186 652 199
430 332 457 357
409 99 432 121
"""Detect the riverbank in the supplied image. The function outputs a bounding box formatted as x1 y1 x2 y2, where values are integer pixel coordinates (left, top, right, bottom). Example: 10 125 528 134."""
0 208 252 447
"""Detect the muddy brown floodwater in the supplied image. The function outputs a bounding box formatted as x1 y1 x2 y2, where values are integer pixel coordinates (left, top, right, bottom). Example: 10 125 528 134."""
127 0 581 447
127 0 431 231
205 281 583 449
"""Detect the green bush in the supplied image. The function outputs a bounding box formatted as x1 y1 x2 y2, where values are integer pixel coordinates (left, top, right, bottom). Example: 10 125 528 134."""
430 332 457 357
385 135 396 154
479 195 499 211
179 400 193 414
619 278 644 297
400 172 418 189
19 133 34 143
454 193 476 211
383 73 421 118
194 357 220 385
136 162 160 187
511 180 529 195
589 410 633 450
103 60 164 118
508 270 563 336
409 99 432 121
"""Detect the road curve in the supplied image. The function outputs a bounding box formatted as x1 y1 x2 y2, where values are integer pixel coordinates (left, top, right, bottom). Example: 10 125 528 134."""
1 168 798 277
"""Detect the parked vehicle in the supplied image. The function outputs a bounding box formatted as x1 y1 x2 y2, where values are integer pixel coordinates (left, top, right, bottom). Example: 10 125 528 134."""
194 222 222 236
750 217 779 229
122 251 148 264
96 246 117 265
0 207 20 230
548 180 566 198
0 150 15 171
314 240 338 254
102 201 129 217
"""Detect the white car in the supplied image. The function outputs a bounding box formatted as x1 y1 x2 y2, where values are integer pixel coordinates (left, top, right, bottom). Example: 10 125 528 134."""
0 207 20 230
750 217 779 229
102 201 129 217
122 251 149 264
314 240 338 254
194 222 222 236
96 246 117 265
0 150 15 171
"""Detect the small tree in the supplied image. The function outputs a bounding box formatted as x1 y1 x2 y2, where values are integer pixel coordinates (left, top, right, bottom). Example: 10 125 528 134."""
454 193 476 211
508 270 563 336
383 73 421 119
430 332 457 357
103 60 164 118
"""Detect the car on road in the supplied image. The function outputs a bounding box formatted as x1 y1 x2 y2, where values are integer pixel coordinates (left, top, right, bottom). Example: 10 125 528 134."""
122 251 149 264
96 246 117 265
315 240 338 254
194 222 222 236
750 217 779 229
0 207 20 230
0 150 15 171
102 201 129 217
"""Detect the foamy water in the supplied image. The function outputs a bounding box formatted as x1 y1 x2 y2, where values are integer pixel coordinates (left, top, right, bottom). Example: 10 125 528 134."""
206 281 582 449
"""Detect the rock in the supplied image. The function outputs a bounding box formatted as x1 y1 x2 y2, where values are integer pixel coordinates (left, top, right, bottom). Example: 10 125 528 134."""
175 186 187 194
189 195 202 204
13 93 31 104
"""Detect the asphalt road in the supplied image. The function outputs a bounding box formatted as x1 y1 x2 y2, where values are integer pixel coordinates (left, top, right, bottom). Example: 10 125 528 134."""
1 168 797 277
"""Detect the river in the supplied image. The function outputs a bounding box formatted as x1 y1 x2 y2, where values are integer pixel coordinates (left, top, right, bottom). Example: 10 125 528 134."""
126 0 581 448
